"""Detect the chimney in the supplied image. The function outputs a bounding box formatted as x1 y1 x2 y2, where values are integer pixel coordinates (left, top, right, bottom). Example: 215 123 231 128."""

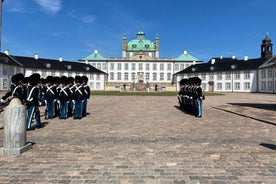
232 55 236 59
85 60 88 64
34 53 39 60
220 55 223 59
193 60 196 65
244 55 248 61
94 49 98 54
211 58 216 64
4 49 9 55
183 50 188 55
59 56 63 62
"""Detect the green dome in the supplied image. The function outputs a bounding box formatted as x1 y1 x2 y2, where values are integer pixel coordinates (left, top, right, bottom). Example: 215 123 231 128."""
127 30 155 52
127 39 155 52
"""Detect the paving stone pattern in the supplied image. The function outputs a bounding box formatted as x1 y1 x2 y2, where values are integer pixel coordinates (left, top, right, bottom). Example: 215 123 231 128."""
0 93 275 184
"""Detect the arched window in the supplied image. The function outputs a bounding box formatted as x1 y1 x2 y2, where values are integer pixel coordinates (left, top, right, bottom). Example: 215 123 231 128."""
124 73 129 81
117 72 122 80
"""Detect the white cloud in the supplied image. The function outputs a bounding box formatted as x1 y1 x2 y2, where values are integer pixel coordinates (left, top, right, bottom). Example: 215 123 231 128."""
81 15 96 24
33 0 62 15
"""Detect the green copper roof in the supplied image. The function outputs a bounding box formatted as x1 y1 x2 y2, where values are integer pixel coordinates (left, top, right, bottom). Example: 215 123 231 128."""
82 50 105 61
127 39 155 51
176 51 201 61
126 30 155 52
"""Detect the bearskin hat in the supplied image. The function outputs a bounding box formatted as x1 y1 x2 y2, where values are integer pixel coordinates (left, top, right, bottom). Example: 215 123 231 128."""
46 76 54 84
75 76 81 83
29 73 41 86
60 76 68 85
81 76 88 84
68 77 74 85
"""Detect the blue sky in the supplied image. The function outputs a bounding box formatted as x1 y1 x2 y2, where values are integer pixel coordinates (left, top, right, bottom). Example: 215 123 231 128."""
2 0 276 62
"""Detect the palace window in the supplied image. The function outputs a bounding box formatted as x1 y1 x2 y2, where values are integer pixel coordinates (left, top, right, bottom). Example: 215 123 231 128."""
175 64 179 71
167 73 172 81
261 70 266 79
225 83 231 90
3 78 8 90
131 63 136 70
3 66 8 75
234 82 240 90
146 63 150 71
234 72 240 80
124 63 129 70
268 69 273 78
97 63 101 70
217 83 222 90
217 73 222 80
268 81 273 90
110 63 114 70
117 72 121 80
90 74 94 80
124 73 129 81
16 67 21 74
244 71 250 79
153 63 157 71
153 73 157 81
244 82 250 90
110 73 114 80
96 74 100 80
138 63 143 70
180 64 184 70
102 63 107 70
117 63 121 70
160 63 164 71
145 73 150 81
131 72 136 81
261 81 266 90
160 73 164 81
167 63 171 71
226 72 231 80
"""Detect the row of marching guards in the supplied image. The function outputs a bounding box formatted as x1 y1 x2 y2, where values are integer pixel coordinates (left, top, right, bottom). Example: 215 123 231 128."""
177 77 204 118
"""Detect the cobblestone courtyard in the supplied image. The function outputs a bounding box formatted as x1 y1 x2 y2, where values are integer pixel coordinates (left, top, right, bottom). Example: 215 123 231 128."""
0 93 275 184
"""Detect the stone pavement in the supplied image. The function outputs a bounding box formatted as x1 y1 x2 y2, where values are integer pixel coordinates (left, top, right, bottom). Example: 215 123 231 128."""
0 93 275 184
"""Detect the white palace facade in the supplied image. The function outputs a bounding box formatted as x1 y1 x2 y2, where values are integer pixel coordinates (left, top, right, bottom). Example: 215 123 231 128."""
175 35 276 93
0 30 275 93
80 31 202 91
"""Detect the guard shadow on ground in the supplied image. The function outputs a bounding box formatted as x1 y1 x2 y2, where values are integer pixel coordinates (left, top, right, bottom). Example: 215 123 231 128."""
28 121 49 131
260 143 276 150
213 106 276 126
227 103 276 111
174 105 196 117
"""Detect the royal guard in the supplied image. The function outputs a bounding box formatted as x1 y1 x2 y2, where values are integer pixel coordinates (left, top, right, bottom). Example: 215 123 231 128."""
194 77 203 118
81 76 90 117
25 73 42 130
73 76 84 119
57 76 70 119
45 76 57 119
67 77 75 117
54 76 61 117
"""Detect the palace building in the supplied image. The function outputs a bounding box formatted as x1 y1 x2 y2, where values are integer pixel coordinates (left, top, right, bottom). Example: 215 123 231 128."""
175 35 276 93
0 30 275 93
80 30 202 91
0 50 107 91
